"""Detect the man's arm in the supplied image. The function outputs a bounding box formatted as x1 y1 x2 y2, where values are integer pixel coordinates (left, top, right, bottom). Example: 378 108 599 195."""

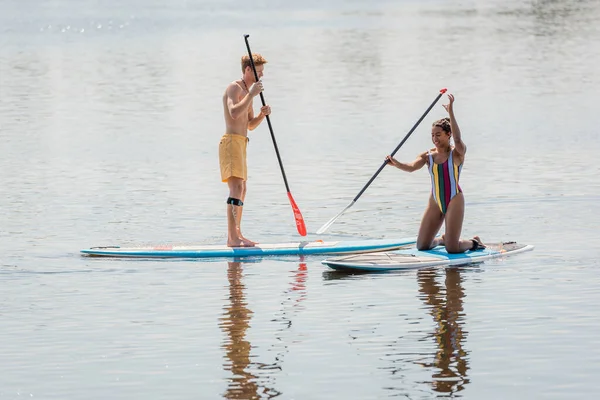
227 84 253 120
248 105 270 131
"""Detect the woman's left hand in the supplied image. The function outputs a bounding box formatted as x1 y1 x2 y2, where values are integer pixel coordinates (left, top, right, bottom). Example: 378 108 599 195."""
442 93 455 113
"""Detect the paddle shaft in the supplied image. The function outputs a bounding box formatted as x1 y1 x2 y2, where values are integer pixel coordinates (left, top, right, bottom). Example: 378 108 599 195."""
352 89 447 202
243 35 291 192
243 34 306 236
315 89 447 235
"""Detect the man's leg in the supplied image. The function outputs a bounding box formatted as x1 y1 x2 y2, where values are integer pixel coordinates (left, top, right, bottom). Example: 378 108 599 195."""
234 180 257 244
226 177 255 247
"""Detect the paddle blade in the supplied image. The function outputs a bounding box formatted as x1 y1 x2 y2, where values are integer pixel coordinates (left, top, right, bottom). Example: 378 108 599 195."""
287 192 307 236
316 201 356 234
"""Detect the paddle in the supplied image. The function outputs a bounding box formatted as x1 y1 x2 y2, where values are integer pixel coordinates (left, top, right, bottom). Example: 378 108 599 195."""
316 88 448 234
243 34 307 236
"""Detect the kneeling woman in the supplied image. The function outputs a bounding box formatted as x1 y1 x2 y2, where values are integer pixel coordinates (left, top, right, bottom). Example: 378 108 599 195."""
386 93 485 253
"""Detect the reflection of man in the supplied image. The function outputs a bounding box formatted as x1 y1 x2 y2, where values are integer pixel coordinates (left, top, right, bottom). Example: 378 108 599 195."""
220 262 281 399
219 261 308 398
219 261 258 398
417 268 470 394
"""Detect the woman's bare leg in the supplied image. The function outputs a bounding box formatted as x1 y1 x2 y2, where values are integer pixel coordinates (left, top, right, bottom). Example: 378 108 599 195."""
417 196 445 250
443 193 481 253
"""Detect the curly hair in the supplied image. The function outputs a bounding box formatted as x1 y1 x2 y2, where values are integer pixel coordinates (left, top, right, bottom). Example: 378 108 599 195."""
241 54 268 72
432 117 451 133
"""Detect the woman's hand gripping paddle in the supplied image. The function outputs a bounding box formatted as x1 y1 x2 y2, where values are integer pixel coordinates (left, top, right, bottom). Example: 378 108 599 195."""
316 88 448 234
244 34 307 236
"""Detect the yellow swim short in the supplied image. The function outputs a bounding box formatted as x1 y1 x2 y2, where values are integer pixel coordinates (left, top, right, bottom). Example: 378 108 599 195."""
219 133 249 182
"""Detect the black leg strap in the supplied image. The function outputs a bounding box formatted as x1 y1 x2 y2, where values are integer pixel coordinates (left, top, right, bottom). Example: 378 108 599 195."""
226 197 244 206
471 237 485 251
471 239 479 251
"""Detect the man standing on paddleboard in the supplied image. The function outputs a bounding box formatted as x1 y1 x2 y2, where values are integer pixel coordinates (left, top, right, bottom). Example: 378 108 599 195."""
219 54 271 247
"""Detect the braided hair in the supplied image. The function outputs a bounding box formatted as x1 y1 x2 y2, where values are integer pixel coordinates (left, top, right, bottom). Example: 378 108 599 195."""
432 117 453 148
432 117 451 134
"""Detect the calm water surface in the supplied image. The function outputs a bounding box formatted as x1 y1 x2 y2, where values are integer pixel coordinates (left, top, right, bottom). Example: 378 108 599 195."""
1 0 599 399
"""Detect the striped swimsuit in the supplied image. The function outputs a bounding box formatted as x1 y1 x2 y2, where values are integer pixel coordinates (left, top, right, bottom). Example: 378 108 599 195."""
428 149 462 214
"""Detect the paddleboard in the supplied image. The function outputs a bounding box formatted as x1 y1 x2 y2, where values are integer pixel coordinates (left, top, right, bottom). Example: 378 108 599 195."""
322 242 534 271
80 237 416 258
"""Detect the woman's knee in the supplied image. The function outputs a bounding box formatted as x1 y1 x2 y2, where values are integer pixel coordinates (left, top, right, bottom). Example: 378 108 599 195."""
445 243 462 253
443 236 461 253
416 239 433 251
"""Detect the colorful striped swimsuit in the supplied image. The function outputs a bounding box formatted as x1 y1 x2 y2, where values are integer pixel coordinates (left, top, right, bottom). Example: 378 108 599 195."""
428 149 462 214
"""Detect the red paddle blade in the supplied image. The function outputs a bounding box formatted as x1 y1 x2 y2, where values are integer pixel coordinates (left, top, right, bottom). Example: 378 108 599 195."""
287 192 307 236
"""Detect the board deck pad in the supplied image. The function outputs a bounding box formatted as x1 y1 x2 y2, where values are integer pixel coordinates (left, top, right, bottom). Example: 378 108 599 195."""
321 242 534 271
80 237 417 258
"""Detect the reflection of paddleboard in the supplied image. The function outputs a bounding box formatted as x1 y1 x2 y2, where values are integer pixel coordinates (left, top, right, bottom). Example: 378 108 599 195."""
322 242 534 271
80 237 416 258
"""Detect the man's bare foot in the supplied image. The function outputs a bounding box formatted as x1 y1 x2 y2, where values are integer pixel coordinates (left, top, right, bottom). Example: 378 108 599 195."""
240 236 258 245
237 231 258 245
240 238 256 247
227 238 256 248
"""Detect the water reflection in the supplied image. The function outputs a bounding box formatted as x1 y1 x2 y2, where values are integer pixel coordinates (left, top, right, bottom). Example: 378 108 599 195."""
219 260 308 399
416 267 469 395
219 261 264 399
289 261 308 307
322 267 469 395
258 260 308 373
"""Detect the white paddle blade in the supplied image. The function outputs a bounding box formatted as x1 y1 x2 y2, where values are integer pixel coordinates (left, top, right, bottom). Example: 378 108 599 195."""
316 201 356 234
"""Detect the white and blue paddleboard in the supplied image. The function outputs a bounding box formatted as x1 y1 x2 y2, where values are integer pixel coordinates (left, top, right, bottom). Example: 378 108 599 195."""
322 242 534 271
80 237 417 258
